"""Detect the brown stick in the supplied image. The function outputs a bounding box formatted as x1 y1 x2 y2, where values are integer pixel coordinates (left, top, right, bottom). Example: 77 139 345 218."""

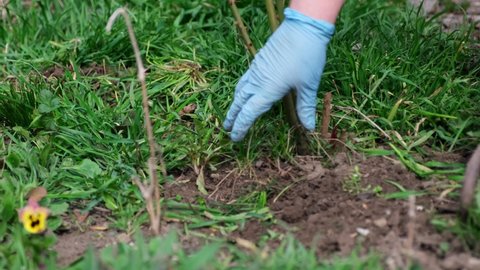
321 92 332 139
460 145 480 213
276 0 285 22
265 0 279 32
107 7 166 235
229 0 257 56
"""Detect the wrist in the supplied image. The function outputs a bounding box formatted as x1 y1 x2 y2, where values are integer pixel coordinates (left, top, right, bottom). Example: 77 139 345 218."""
289 0 344 23
284 8 335 38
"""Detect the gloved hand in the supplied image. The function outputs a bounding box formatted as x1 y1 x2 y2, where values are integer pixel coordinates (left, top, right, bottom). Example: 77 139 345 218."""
224 8 335 142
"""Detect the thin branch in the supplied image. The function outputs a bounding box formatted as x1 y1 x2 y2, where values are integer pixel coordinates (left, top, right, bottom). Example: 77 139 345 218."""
228 0 257 56
321 92 332 139
460 145 480 213
265 0 279 32
276 0 285 22
107 7 165 235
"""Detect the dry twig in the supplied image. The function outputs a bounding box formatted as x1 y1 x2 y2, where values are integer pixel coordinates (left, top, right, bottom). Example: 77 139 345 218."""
265 0 279 31
106 7 167 235
228 0 257 56
460 145 480 214
321 92 332 139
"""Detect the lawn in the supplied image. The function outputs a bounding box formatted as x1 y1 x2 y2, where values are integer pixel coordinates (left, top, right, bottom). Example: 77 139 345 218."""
1 0 479 269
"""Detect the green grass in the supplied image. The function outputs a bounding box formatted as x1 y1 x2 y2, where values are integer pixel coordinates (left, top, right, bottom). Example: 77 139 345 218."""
70 232 383 270
0 0 479 268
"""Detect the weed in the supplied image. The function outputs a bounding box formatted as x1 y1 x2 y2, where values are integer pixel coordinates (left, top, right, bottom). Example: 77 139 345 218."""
343 165 363 194
342 165 384 196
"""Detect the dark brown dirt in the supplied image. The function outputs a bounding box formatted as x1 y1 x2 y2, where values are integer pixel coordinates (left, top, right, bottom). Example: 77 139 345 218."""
411 0 480 39
43 63 108 79
268 154 473 269
164 152 479 269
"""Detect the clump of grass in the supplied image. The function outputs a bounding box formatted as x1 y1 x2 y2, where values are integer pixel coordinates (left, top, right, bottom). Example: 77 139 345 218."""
0 86 36 128
72 231 382 270
326 0 479 150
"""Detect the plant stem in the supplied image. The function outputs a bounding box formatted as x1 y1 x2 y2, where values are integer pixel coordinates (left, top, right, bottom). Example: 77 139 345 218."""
321 92 332 139
228 0 257 56
460 145 480 214
265 0 279 31
106 7 165 235
276 0 285 22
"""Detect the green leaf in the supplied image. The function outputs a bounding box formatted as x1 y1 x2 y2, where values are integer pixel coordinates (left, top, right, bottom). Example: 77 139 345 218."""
38 90 60 114
68 159 102 179
103 194 118 210
384 191 427 199
48 217 63 231
384 180 406 192
389 143 433 177
409 130 434 150
361 148 394 156
178 243 221 270
6 151 22 169
49 202 69 215
387 98 403 122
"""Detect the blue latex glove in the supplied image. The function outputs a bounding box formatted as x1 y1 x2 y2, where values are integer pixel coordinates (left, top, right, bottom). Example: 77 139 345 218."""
224 8 335 142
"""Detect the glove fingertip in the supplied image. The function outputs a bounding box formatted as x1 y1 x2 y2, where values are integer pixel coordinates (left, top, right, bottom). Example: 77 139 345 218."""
223 118 233 131
230 129 246 142
298 113 316 131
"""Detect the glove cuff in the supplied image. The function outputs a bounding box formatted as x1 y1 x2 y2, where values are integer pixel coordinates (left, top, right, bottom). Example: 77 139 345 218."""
284 8 335 39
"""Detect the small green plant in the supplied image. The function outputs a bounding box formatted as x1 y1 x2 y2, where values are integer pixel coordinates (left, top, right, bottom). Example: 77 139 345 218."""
342 166 383 196
342 165 363 194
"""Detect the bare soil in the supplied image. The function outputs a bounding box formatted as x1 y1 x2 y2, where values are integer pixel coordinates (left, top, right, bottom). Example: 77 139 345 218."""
411 0 480 35
167 152 480 269
54 151 480 269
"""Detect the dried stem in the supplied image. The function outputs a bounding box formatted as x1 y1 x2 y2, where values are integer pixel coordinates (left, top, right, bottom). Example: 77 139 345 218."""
265 0 279 31
0 0 8 21
460 145 480 214
107 7 166 235
228 0 257 56
276 0 285 22
321 92 332 139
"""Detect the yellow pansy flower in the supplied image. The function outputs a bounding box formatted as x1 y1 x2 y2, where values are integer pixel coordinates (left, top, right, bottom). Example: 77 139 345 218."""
19 204 49 234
